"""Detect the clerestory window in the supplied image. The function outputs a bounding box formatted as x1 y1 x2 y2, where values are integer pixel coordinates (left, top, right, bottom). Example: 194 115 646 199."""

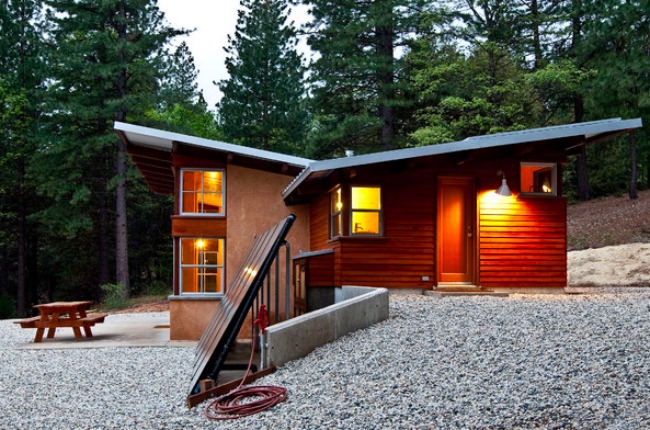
520 162 557 196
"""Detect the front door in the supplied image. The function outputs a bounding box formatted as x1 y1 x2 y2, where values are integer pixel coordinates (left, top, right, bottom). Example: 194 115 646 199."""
437 177 476 285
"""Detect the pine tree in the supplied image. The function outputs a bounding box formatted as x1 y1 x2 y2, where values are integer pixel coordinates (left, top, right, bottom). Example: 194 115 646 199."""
304 0 428 158
0 0 47 315
160 42 203 109
579 0 650 199
148 41 222 139
41 0 182 298
218 0 308 155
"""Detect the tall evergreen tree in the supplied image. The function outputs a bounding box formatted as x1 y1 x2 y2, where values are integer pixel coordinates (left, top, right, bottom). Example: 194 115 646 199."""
580 0 650 198
148 41 222 139
159 41 203 109
218 0 308 155
0 0 47 315
304 0 427 158
40 0 182 299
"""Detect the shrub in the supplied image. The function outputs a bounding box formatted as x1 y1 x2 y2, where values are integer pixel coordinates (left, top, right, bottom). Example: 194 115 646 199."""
100 283 129 310
0 294 16 319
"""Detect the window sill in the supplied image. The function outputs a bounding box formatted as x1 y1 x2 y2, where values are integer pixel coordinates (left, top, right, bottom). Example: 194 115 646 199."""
173 214 226 218
328 235 388 244
518 194 566 200
169 294 223 301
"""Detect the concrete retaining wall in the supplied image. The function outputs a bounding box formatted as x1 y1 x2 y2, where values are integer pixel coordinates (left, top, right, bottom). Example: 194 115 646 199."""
263 286 389 368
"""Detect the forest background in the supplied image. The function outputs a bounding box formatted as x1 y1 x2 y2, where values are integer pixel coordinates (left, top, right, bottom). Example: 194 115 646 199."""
0 0 648 317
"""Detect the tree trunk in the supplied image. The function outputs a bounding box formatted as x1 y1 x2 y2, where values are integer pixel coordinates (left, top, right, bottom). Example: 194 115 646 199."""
376 11 395 150
115 1 130 296
17 158 26 316
629 132 638 199
571 0 589 201
531 0 542 70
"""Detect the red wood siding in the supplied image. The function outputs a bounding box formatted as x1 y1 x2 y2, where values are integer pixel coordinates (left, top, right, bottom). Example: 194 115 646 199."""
479 195 567 288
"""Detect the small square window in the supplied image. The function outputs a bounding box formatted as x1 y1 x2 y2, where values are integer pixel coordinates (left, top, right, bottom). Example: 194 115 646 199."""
520 163 557 196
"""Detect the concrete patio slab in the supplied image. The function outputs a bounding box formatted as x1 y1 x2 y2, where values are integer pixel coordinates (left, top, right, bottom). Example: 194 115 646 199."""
16 313 197 350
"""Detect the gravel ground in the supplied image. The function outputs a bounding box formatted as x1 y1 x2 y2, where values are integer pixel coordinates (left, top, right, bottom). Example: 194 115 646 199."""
2 293 650 430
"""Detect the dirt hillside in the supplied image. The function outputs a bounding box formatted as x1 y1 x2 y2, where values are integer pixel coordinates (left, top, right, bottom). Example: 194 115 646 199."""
568 189 650 287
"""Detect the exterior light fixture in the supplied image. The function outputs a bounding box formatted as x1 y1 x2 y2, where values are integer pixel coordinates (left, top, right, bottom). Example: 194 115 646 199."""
495 170 512 196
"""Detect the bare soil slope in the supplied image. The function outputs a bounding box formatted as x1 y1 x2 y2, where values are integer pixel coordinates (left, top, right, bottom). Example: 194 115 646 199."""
568 189 650 286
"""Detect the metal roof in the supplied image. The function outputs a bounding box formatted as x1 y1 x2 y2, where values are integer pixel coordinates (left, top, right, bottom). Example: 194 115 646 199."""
282 118 643 199
115 121 313 168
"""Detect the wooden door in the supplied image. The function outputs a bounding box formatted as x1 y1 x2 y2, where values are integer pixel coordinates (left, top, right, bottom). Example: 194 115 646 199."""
437 177 476 285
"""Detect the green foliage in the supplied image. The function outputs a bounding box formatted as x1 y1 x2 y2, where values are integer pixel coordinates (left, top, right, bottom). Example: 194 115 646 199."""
218 0 308 155
0 294 16 319
100 283 129 310
304 0 431 157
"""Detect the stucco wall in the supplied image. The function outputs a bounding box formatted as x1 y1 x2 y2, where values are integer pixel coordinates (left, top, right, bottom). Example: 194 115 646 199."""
171 165 310 340
226 165 310 289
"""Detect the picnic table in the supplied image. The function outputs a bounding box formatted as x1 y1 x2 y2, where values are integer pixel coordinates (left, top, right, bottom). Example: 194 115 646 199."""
14 301 108 342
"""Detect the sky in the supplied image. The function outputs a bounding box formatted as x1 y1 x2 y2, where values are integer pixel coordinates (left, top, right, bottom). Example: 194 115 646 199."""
157 0 311 110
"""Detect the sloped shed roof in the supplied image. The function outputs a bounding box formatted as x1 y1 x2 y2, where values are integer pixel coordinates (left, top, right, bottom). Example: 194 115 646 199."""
114 121 313 195
282 118 643 203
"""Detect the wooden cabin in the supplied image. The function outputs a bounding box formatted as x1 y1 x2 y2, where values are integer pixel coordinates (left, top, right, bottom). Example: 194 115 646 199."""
283 118 642 301
115 118 642 339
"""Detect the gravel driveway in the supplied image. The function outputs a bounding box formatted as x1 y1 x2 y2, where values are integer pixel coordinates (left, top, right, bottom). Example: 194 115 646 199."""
1 293 649 429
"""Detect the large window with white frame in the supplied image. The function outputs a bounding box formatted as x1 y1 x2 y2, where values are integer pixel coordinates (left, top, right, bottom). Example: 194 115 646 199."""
179 238 225 294
520 162 558 196
181 169 225 215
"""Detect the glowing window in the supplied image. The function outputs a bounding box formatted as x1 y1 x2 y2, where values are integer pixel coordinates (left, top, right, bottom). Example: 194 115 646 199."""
351 186 381 235
331 187 342 238
520 163 557 196
181 169 225 215
180 238 225 294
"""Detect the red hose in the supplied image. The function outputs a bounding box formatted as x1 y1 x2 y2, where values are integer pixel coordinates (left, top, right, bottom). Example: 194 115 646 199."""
205 307 287 420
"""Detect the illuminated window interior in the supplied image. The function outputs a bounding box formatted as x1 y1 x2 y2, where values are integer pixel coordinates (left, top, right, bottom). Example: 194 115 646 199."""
180 238 224 294
331 187 342 237
181 170 224 215
351 186 381 235
520 163 557 195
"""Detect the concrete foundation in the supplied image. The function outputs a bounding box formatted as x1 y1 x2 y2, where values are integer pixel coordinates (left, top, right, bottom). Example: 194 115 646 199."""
263 286 389 368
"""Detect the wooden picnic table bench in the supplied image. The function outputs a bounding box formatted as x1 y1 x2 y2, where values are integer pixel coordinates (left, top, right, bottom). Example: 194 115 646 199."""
14 301 108 343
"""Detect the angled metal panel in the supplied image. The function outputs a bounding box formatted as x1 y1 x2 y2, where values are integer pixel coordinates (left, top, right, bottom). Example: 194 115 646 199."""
188 214 296 396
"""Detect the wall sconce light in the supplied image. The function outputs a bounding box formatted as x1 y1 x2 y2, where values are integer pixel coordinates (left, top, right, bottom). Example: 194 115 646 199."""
495 170 512 196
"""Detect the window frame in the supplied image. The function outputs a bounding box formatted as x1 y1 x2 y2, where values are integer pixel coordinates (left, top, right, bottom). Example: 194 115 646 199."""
329 185 384 238
520 162 558 196
179 237 226 296
350 185 383 236
330 187 343 238
179 168 226 216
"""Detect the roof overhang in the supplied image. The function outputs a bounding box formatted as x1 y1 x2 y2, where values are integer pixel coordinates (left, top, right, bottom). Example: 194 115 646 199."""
282 118 643 203
114 122 313 195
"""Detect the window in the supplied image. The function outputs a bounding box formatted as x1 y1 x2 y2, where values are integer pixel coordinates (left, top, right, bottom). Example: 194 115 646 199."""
330 185 383 237
520 162 557 196
181 169 225 215
351 186 382 235
331 187 342 238
180 238 225 294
